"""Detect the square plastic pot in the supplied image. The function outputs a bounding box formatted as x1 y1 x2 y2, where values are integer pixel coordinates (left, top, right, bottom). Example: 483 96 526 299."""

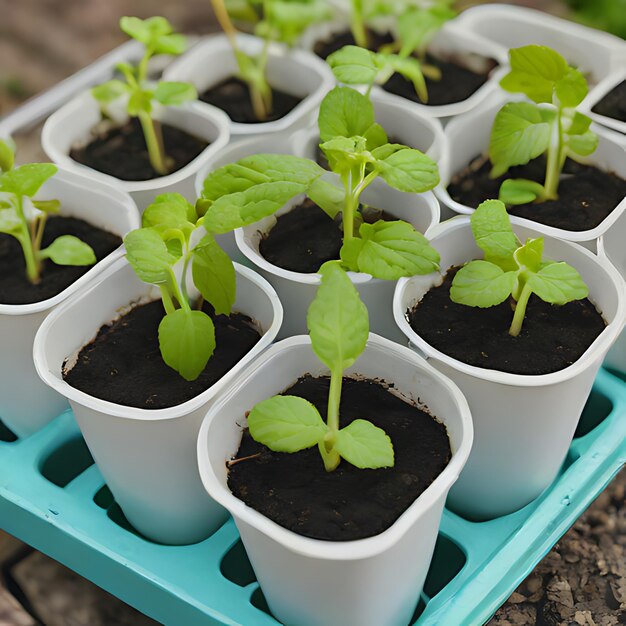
41 93 230 212
236 186 440 341
581 67 626 137
435 93 626 250
0 168 140 438
163 34 335 138
33 258 283 545
393 216 626 519
197 334 473 626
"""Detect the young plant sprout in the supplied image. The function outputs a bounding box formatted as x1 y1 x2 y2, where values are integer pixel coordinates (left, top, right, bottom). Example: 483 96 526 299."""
248 261 394 471
490 45 599 205
199 86 440 280
92 17 197 176
124 193 236 381
450 200 589 337
210 0 330 120
0 139 96 284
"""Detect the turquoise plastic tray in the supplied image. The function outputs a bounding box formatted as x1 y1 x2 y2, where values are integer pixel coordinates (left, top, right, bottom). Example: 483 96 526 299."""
0 366 624 626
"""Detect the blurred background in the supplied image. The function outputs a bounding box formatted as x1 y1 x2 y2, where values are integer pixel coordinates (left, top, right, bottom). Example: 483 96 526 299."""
0 1 624 625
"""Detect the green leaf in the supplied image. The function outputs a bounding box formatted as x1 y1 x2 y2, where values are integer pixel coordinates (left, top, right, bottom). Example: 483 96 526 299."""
470 199 519 262
327 46 381 85
499 179 546 205
124 228 176 284
307 261 369 371
568 112 592 135
346 220 440 280
335 419 394 469
192 234 236 316
0 163 57 198
450 261 517 308
153 81 197 106
397 6 456 56
39 235 96 266
307 178 345 220
91 80 130 103
567 130 598 157
514 237 544 273
376 148 440 193
489 102 552 178
142 193 196 235
264 0 332 45
362 123 388 151
0 139 15 172
158 308 216 381
128 89 153 116
248 395 327 453
318 86 375 143
120 16 171 43
152 33 187 56
0 207 21 234
32 199 61 214
527 262 588 305
319 136 368 174
555 68 588 107
383 55 427 103
500 45 568 103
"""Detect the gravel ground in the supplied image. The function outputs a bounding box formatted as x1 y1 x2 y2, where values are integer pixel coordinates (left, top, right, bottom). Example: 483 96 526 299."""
0 1 623 625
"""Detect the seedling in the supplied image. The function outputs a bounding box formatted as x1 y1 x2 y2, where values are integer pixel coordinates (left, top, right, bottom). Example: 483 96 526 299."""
0 139 96 284
450 200 589 336
92 17 197 176
124 193 236 381
210 0 330 120
199 87 441 280
490 45 598 205
248 261 394 471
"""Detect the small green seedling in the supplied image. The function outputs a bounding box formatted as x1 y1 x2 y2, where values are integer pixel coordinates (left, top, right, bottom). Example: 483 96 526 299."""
124 193 236 381
248 261 394 471
450 200 589 336
211 0 330 120
198 86 440 280
0 139 95 284
92 17 197 176
490 45 598 205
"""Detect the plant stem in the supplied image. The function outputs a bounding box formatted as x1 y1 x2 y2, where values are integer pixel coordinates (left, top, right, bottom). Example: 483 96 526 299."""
139 111 168 176
33 214 47 259
160 285 177 315
167 268 190 312
319 366 342 472
509 281 533 337
351 0 369 48
210 0 239 42
543 107 563 200
15 196 40 284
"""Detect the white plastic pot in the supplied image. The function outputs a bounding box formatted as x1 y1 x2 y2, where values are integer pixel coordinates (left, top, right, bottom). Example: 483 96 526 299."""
436 93 626 250
394 216 626 519
292 91 446 163
598 209 626 373
581 67 626 137
194 132 295 262
455 4 626 85
236 186 440 341
0 168 139 438
33 258 283 545
163 34 335 138
41 93 230 212
197 334 473 626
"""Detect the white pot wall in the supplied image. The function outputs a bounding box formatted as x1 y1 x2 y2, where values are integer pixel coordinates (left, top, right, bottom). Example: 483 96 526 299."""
33 258 283 545
581 67 626 137
197 334 473 626
164 34 335 137
436 93 626 250
236 187 439 341
41 93 230 212
0 169 139 438
394 217 626 519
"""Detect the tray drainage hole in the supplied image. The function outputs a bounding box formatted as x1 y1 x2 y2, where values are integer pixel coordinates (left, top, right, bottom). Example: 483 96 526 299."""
39 436 94 487
220 540 257 587
93 485 114 509
409 598 427 624
0 419 17 443
250 587 274 618
422 535 467 599
574 389 613 439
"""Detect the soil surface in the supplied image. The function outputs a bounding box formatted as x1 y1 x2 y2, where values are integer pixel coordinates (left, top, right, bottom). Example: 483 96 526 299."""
63 299 261 409
0 216 121 305
69 118 208 181
408 267 606 375
259 199 396 273
228 375 452 542
448 154 626 232
592 80 626 123
200 77 302 124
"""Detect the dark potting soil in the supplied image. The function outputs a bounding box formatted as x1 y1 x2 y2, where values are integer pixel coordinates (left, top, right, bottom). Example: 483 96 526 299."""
63 300 261 409
591 80 626 123
200 77 302 124
408 267 606 376
313 29 393 59
447 154 626 232
258 199 396 273
228 375 452 541
0 216 121 305
69 118 208 181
